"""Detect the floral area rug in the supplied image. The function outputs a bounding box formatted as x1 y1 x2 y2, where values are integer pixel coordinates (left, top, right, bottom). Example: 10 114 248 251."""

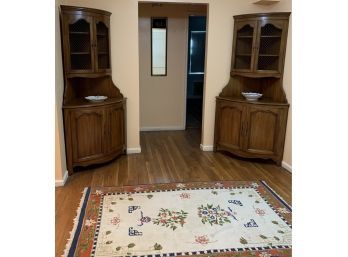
63 181 291 257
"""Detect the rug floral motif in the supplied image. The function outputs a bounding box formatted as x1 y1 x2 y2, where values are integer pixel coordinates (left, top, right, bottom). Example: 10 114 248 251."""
63 181 292 257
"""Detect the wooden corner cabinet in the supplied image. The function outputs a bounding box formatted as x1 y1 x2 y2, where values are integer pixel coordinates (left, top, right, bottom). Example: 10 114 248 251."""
214 12 290 165
60 6 126 175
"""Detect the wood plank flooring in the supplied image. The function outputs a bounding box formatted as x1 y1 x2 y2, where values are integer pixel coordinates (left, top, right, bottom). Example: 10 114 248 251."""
55 129 291 256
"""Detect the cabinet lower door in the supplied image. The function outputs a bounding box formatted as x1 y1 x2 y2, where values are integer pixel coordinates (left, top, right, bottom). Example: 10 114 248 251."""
107 105 124 153
70 109 105 162
244 105 282 155
217 102 244 150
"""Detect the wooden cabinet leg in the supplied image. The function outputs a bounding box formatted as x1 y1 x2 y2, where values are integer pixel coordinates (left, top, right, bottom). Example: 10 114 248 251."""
275 158 282 166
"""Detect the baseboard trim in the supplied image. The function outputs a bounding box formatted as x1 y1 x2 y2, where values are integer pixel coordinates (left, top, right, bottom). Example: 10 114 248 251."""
140 126 185 131
127 147 142 154
55 170 69 187
281 161 292 173
200 144 214 151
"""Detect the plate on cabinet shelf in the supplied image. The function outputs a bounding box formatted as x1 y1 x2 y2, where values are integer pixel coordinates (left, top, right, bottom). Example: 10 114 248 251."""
241 92 263 101
85 96 108 102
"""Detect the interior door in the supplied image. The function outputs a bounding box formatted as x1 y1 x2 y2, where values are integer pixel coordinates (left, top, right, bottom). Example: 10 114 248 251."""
243 105 281 155
217 101 245 151
107 105 124 154
231 20 258 73
63 14 95 74
70 109 105 162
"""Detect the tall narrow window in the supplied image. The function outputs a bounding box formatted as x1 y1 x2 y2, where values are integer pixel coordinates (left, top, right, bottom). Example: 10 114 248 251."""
151 18 167 76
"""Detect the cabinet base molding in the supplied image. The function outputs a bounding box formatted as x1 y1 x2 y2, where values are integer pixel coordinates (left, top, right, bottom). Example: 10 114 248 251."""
140 126 185 131
55 170 69 187
200 144 214 152
127 147 142 154
281 161 292 173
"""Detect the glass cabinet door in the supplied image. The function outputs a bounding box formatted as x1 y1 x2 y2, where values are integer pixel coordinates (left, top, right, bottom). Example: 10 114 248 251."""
255 20 286 73
95 19 111 72
66 16 94 73
232 21 258 72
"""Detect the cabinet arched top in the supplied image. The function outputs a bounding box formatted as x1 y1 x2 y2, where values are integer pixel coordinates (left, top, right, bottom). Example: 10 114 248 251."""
95 16 110 28
68 18 91 31
96 21 110 36
221 105 243 112
259 20 284 32
74 110 104 120
235 22 257 31
249 108 278 118
65 14 93 26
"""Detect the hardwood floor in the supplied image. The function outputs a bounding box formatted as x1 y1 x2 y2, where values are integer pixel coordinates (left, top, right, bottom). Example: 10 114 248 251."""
55 129 291 256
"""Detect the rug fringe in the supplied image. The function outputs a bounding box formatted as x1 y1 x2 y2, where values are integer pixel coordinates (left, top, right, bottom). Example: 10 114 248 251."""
61 187 88 257
260 180 292 209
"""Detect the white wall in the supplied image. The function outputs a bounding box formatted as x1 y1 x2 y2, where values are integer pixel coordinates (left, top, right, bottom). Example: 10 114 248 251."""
55 0 292 180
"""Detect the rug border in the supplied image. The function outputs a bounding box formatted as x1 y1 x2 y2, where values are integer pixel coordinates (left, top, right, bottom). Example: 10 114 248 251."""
62 187 91 257
259 180 292 211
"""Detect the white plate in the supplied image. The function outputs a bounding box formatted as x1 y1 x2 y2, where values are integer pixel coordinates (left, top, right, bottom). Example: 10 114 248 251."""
85 96 108 102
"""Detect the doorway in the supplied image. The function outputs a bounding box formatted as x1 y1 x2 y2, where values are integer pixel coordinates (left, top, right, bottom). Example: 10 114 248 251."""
138 3 207 138
185 16 206 129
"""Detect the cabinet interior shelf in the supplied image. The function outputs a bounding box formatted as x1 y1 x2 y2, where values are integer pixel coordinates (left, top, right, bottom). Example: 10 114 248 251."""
261 35 281 38
236 53 251 56
69 31 90 35
258 54 279 57
230 71 281 78
237 36 253 38
70 52 91 55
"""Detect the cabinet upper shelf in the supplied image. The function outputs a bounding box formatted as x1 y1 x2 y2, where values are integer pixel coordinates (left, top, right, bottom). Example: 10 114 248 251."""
63 97 124 109
216 96 289 106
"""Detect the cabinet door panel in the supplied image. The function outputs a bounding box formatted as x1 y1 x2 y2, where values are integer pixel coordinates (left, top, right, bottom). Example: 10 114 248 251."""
254 19 288 74
94 15 111 73
218 103 244 150
231 20 258 72
108 106 124 153
71 109 105 162
63 14 95 74
244 106 280 155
